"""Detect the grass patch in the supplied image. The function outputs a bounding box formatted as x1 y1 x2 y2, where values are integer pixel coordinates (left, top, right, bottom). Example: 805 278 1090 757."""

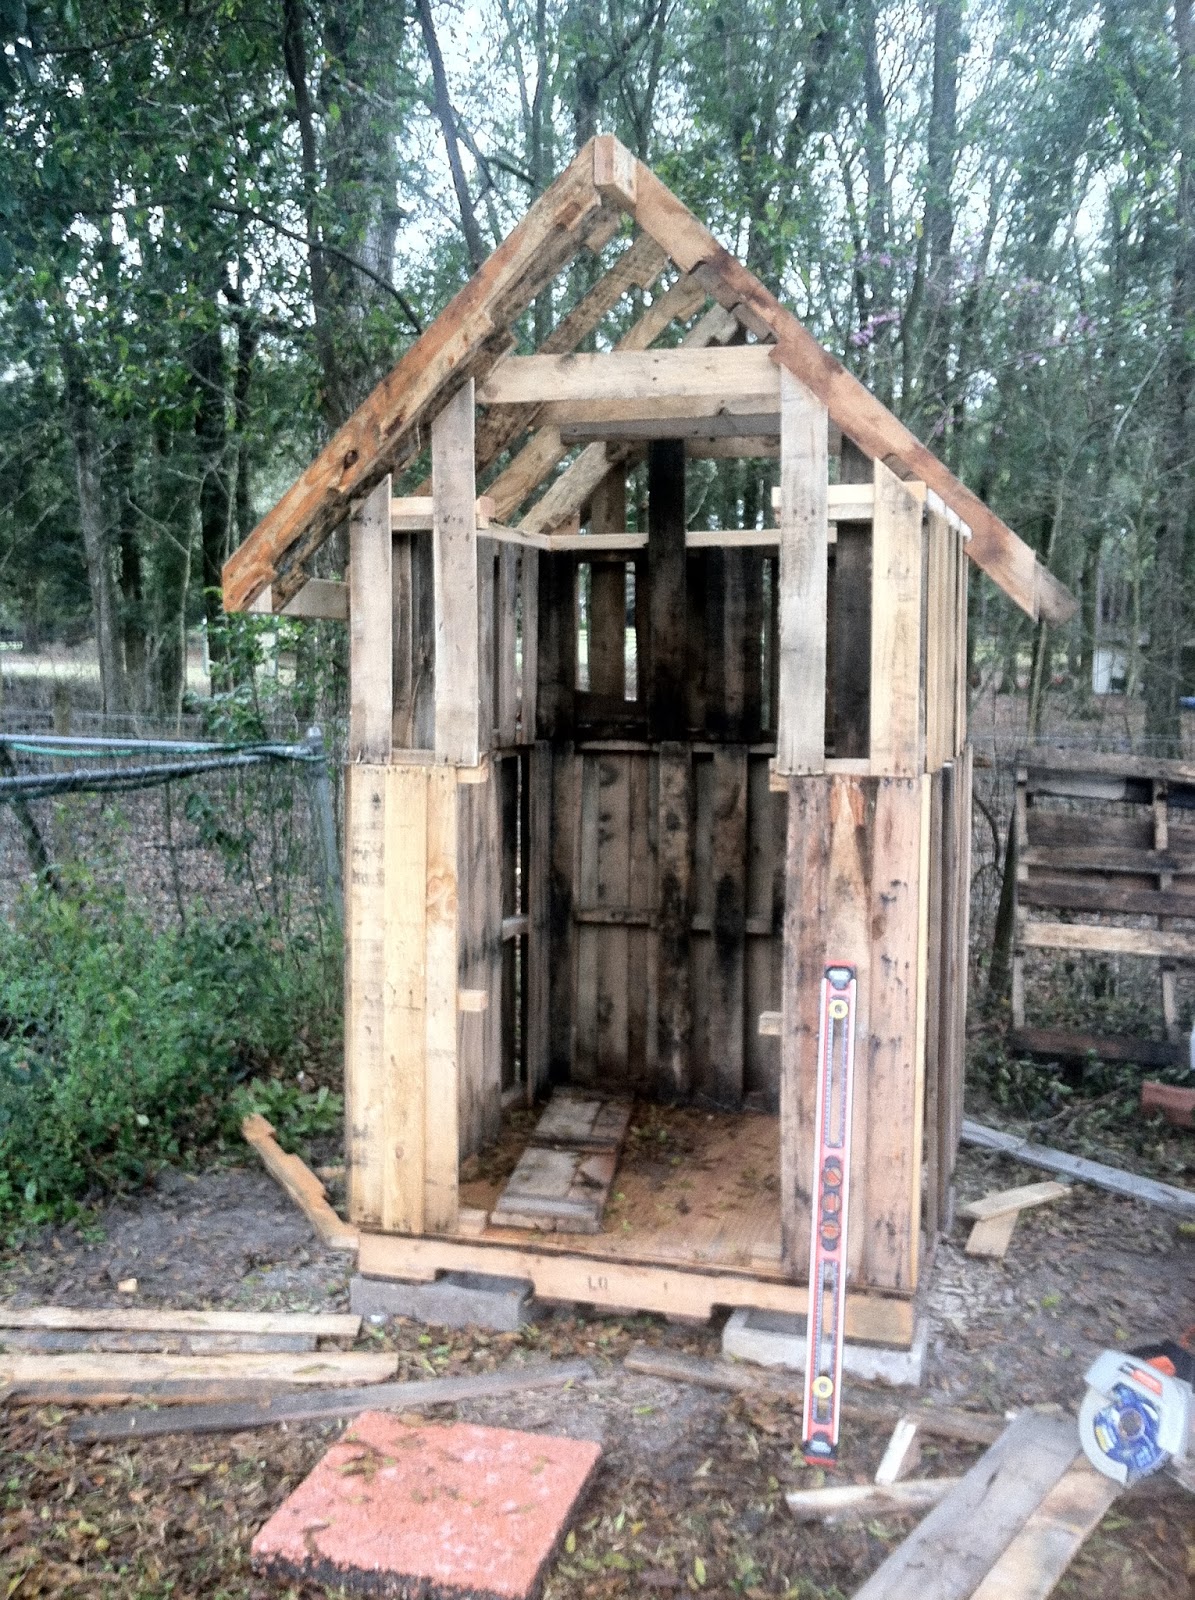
0 873 340 1236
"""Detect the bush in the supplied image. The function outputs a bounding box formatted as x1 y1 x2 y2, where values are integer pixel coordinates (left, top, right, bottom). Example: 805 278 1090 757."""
0 873 339 1235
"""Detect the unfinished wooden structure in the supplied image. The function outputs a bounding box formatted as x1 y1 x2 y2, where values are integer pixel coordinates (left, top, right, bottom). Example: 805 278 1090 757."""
224 138 1075 1345
1011 748 1195 1069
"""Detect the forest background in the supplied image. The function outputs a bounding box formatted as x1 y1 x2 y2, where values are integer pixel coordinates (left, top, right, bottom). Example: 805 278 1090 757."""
4 0 1195 750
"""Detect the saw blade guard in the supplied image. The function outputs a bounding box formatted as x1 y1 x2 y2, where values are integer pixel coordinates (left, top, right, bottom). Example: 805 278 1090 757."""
1079 1350 1192 1485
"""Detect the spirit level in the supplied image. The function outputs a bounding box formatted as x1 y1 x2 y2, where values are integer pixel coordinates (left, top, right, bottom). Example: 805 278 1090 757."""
802 963 858 1464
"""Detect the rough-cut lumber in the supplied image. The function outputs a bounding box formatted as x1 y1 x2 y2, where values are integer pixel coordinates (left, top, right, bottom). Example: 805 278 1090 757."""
357 1231 915 1343
281 578 348 621
432 380 480 766
787 1479 960 1525
965 1461 1119 1600
1142 1080 1195 1127
607 138 1073 623
875 1417 921 1486
961 1182 1070 1223
1 1349 396 1400
965 1210 1021 1259
1019 920 1195 960
348 476 392 762
222 147 606 611
961 1118 1195 1215
0 1329 317 1355
870 464 925 776
68 1358 595 1443
241 1114 359 1252
0 1306 361 1338
774 368 827 775
1009 1026 1187 1069
477 346 779 404
851 1413 1080 1600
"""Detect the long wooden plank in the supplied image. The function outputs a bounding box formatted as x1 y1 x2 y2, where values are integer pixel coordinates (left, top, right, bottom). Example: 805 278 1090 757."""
707 747 748 1105
242 1114 359 1253
378 768 427 1233
222 145 604 611
967 1462 1120 1600
357 1232 915 1342
526 742 552 1100
423 765 460 1231
648 439 688 739
864 779 924 1292
1021 876 1195 917
870 462 925 777
1008 1025 1186 1069
774 368 828 775
433 381 480 765
345 764 388 1228
656 743 694 1099
851 1414 1080 1600
607 140 1073 624
1 1350 396 1398
0 1307 360 1338
68 1359 595 1443
960 1118 1195 1214
1019 920 1195 959
960 1181 1070 1222
348 477 392 762
478 346 779 405
779 777 830 1271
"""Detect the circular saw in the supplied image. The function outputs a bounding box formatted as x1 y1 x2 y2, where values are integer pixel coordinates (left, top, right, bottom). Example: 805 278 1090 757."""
1079 1341 1195 1487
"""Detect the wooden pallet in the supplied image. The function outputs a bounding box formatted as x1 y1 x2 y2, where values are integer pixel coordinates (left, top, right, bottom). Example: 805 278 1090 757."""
1012 753 1195 1060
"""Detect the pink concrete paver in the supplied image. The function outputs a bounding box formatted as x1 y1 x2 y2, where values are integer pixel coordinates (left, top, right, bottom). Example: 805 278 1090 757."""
251 1410 601 1598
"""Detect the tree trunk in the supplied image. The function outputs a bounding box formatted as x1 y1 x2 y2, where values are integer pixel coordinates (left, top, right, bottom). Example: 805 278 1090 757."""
112 426 147 712
911 0 961 439
151 418 193 725
61 341 126 717
416 0 486 269
1145 0 1195 753
193 317 231 692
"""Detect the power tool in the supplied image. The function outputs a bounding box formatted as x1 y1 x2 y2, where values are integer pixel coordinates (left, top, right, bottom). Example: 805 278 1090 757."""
1079 1339 1195 1487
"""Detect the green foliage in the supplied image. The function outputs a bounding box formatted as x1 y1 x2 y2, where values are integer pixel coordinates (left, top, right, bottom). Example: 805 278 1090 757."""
231 1077 344 1156
0 873 338 1236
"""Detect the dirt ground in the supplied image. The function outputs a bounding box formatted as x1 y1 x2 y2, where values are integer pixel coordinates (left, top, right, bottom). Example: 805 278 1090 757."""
0 1137 1192 1600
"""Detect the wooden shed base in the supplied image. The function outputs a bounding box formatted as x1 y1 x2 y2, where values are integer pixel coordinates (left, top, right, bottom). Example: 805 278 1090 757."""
354 1107 916 1348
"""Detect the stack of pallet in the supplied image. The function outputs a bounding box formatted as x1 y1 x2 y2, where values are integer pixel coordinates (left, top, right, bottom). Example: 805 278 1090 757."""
1011 750 1195 1066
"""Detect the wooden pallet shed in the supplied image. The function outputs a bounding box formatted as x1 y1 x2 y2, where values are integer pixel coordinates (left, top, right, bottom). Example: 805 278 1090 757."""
223 137 1076 1343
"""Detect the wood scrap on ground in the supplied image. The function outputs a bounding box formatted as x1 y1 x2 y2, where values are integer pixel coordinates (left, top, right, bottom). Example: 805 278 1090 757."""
966 1461 1120 1600
491 1089 631 1232
850 1412 1086 1600
961 1181 1070 1259
961 1118 1195 1216
0 1305 360 1339
622 1345 1005 1444
786 1479 960 1525
241 1113 359 1251
0 1329 317 1355
875 1416 921 1485
67 1357 595 1442
1141 1080 1195 1129
1 1349 396 1404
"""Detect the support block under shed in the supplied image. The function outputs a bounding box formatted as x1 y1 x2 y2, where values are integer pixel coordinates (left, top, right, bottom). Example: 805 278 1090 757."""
350 1271 532 1332
722 1306 929 1388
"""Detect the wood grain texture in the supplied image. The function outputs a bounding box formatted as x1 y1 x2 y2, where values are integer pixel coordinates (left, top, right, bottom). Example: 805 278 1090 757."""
775 368 828 775
0 1307 361 1339
344 764 388 1227
870 462 924 777
380 767 429 1234
851 1413 1081 1600
423 765 460 1229
348 477 392 762
433 381 481 765
966 1461 1119 1600
242 1115 358 1253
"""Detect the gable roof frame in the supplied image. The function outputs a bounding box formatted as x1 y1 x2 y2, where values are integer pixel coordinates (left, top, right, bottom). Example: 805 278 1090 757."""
223 135 1076 626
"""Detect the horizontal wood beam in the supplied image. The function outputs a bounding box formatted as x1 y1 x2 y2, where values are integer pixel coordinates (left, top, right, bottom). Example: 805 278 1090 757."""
560 413 779 443
393 495 493 532
1019 920 1195 959
478 346 779 406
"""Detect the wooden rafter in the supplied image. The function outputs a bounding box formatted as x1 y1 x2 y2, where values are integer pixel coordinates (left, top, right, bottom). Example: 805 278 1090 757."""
223 134 1075 624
